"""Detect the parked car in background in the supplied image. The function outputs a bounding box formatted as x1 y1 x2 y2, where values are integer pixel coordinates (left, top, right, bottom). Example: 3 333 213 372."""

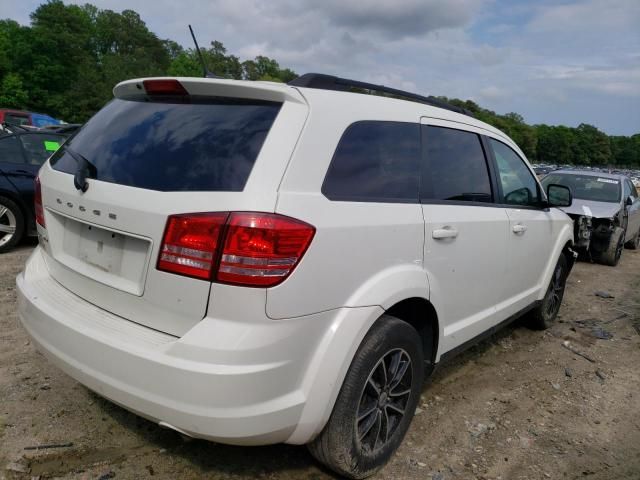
541 170 640 265
0 124 67 253
42 123 82 135
30 112 61 128
0 109 65 128
0 109 32 126
18 74 576 479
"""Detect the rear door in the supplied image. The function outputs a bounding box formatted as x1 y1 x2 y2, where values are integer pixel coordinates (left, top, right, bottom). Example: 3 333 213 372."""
420 119 509 351
37 79 307 336
624 179 640 238
487 137 554 313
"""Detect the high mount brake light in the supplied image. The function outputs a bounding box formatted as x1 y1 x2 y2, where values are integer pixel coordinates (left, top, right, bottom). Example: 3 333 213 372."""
157 212 315 287
143 79 189 96
35 176 45 228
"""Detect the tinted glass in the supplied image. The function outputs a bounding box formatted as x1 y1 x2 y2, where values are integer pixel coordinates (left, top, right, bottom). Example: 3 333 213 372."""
322 121 420 202
491 139 539 206
20 134 65 165
422 126 492 202
5 114 30 126
541 174 620 203
0 135 23 164
50 98 281 192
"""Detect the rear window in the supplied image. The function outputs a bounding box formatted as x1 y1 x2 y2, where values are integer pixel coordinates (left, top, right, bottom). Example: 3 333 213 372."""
50 98 281 192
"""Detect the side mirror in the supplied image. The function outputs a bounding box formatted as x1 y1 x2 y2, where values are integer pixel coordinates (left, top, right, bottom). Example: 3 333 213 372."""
547 184 572 208
626 196 634 206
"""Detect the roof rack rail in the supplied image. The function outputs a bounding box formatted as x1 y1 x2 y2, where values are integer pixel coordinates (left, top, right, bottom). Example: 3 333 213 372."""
288 73 473 117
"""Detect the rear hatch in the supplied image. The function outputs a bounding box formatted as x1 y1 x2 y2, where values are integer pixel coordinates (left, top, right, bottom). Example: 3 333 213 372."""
37 77 308 336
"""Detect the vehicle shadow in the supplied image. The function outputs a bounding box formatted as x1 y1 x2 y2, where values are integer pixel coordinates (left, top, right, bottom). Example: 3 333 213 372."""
89 391 339 479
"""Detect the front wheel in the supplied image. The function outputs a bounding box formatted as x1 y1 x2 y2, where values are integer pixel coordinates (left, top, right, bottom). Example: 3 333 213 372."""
624 227 640 250
594 226 624 266
526 253 568 330
308 315 424 479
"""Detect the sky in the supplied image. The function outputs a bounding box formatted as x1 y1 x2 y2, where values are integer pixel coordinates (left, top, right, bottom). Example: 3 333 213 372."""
2 0 639 135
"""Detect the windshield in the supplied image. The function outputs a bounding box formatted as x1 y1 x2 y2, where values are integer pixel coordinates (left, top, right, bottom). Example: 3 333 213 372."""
542 174 621 203
50 98 281 192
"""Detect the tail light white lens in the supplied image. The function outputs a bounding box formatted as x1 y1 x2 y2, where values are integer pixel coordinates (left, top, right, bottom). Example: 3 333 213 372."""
34 176 45 228
217 212 315 287
157 213 228 280
157 212 315 286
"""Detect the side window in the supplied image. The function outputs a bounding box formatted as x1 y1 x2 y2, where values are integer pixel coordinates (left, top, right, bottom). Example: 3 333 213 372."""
0 135 24 164
422 126 492 203
19 134 64 166
490 138 540 207
630 181 639 199
623 180 632 200
322 121 420 202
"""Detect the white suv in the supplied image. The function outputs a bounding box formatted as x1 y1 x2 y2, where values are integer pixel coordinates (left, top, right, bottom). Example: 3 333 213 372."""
17 74 576 478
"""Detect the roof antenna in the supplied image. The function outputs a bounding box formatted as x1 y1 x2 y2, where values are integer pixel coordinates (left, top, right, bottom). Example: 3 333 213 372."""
188 25 219 78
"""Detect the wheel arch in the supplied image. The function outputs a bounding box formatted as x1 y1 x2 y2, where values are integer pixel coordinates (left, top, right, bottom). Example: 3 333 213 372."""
386 297 439 369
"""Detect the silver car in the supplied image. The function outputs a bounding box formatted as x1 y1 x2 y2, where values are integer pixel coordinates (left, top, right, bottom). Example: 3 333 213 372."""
542 170 640 266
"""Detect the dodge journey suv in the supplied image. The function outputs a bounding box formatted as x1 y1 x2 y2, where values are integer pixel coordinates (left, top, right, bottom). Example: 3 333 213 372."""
18 74 575 478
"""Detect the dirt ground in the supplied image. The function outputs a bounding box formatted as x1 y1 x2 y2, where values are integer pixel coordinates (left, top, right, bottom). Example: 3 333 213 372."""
1 240 639 480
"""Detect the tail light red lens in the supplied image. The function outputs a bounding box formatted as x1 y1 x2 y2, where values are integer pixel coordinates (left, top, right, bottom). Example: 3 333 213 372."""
157 212 315 286
157 213 228 280
218 213 315 287
34 176 45 228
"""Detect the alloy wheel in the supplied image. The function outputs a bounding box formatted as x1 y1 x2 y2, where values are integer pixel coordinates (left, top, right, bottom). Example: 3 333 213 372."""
0 204 17 248
544 263 564 318
356 348 413 453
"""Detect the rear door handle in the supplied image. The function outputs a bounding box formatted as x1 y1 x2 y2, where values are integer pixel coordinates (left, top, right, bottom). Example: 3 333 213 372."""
432 227 459 239
512 224 527 234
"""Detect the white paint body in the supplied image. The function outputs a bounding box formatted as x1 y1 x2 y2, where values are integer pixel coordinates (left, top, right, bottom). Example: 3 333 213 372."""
17 77 573 445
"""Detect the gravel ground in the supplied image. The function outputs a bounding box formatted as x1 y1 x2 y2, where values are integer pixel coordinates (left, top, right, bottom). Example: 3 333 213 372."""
1 241 639 480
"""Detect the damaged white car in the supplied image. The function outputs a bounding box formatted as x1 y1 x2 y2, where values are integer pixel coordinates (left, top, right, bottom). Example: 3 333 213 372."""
542 170 640 265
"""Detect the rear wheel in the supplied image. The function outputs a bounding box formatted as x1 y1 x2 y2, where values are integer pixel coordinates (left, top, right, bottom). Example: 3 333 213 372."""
0 196 24 254
526 254 568 330
624 227 640 250
308 315 424 479
594 226 625 266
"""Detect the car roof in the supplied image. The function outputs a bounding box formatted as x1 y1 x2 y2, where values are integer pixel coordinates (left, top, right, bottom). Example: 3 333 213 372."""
550 169 629 182
114 77 520 154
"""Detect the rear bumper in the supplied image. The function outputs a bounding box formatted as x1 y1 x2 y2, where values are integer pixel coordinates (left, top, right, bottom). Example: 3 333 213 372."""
17 247 382 445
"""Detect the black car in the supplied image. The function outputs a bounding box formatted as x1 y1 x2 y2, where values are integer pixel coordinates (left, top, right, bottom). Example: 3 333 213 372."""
0 125 68 253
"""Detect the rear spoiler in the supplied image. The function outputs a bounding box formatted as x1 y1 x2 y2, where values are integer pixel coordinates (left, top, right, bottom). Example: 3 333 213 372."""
113 77 306 105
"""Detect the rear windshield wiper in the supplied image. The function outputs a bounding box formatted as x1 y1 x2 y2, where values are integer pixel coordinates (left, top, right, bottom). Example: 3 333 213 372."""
62 145 97 193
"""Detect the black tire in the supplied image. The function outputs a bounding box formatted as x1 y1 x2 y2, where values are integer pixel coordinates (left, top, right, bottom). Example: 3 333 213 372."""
594 226 625 266
526 254 568 330
0 196 25 254
308 315 424 479
624 227 640 250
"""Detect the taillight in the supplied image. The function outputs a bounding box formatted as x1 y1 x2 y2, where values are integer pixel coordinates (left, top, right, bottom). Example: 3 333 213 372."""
143 79 189 96
34 176 45 228
157 212 315 287
157 213 228 280
218 213 315 287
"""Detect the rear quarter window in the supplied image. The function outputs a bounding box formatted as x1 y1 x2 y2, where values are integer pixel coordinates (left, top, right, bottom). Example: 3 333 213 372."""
50 98 281 192
322 121 420 202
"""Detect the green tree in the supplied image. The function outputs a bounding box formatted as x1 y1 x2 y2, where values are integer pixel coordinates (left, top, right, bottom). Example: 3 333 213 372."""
0 73 29 108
